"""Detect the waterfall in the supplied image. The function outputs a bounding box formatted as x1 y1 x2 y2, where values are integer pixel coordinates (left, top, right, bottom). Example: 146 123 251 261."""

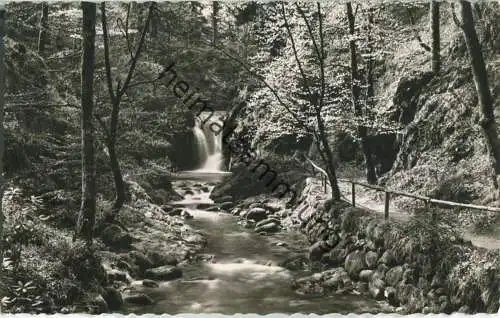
192 114 224 172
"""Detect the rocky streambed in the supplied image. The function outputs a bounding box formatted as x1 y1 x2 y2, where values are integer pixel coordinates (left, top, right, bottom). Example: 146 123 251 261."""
114 176 391 314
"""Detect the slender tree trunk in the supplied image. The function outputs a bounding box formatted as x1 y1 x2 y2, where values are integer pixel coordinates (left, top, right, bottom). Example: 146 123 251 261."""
316 115 342 200
0 5 6 265
430 0 440 73
37 2 49 54
346 2 377 184
460 0 500 189
212 1 219 47
100 2 153 222
75 2 97 244
107 141 126 216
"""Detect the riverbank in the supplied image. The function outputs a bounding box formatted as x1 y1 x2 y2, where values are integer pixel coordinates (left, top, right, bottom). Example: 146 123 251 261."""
210 176 500 314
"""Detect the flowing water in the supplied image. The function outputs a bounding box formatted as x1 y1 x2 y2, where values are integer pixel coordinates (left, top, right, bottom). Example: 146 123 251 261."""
123 119 388 314
124 180 387 314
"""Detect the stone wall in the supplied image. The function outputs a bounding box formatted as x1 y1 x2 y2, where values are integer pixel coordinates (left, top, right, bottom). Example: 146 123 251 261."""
286 178 500 314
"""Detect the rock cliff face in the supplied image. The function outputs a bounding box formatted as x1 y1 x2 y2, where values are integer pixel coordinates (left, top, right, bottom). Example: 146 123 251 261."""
285 178 500 314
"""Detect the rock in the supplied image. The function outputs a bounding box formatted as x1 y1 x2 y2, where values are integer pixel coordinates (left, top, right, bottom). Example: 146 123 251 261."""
198 204 213 210
102 287 123 311
384 286 398 306
356 281 369 294
378 250 396 266
107 269 128 283
168 208 183 216
142 279 160 288
344 250 367 279
230 208 240 215
214 195 233 203
117 260 133 271
458 305 472 314
185 190 194 195
92 295 109 313
144 265 182 281
123 294 154 305
402 267 416 285
254 222 280 233
309 241 330 262
359 270 374 282
147 251 178 267
385 266 403 287
255 217 280 228
245 207 268 222
369 277 385 300
201 186 210 192
181 210 193 219
219 201 234 211
326 233 339 248
101 224 132 249
365 251 378 269
324 268 350 290
328 248 348 266
129 251 154 272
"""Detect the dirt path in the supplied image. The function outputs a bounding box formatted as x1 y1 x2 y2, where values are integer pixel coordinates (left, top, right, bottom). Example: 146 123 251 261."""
333 179 500 250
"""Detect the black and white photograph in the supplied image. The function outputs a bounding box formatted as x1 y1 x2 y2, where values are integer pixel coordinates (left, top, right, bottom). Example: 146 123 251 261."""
0 0 498 315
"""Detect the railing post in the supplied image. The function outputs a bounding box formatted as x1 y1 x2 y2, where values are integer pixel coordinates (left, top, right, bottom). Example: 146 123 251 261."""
351 182 355 207
384 191 390 220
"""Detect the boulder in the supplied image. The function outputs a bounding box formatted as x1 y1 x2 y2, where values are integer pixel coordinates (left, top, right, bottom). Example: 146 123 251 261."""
147 251 178 267
359 269 374 282
309 241 330 262
245 207 268 222
385 286 399 306
369 277 385 300
142 279 160 288
181 210 193 219
378 250 397 266
168 208 183 216
144 265 182 281
123 294 154 305
92 295 109 314
102 287 123 311
107 269 128 283
365 251 379 269
254 222 280 233
219 201 234 211
344 250 367 279
101 224 132 249
328 248 348 267
255 217 280 228
385 266 404 287
129 251 154 272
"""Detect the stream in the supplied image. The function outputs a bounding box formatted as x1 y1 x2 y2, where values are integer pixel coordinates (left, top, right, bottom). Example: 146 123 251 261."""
123 173 389 314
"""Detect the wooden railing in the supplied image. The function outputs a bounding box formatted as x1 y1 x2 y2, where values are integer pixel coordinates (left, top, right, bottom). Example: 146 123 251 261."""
304 156 500 219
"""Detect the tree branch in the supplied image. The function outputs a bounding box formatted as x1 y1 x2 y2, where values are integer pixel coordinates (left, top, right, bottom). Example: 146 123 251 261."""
127 67 167 89
100 2 116 103
280 2 315 107
118 2 154 98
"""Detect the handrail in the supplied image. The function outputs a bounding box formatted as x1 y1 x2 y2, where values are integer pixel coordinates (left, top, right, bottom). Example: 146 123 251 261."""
304 155 500 218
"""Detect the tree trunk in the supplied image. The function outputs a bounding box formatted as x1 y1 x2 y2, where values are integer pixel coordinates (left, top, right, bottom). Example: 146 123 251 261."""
0 5 6 265
460 0 500 188
316 115 342 200
37 2 49 54
430 0 440 74
75 2 97 244
107 141 126 217
346 2 377 184
212 1 219 47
